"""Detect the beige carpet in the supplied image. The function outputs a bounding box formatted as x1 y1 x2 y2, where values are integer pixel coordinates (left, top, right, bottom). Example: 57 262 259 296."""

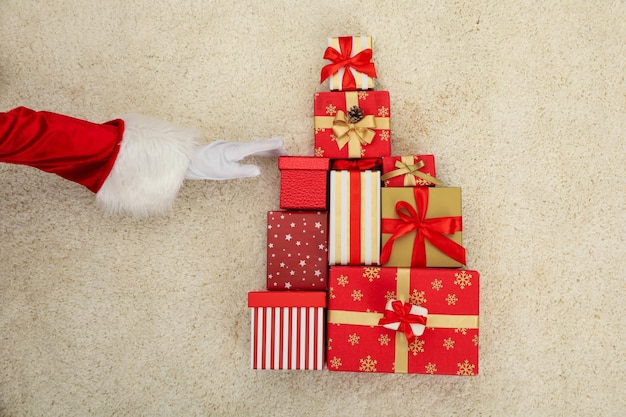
1 1 625 416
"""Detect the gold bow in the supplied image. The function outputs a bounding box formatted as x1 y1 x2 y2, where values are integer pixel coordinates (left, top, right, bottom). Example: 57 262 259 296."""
380 158 443 186
332 110 376 157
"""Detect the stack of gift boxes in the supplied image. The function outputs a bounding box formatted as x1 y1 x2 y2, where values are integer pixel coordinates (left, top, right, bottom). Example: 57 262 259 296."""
248 36 480 375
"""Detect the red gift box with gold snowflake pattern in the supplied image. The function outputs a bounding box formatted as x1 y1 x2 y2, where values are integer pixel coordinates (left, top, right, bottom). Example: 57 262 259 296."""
326 266 479 375
314 91 391 159
381 155 442 187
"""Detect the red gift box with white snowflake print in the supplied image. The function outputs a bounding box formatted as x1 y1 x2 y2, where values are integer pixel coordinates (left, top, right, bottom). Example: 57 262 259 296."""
267 211 329 291
314 91 391 159
326 266 479 375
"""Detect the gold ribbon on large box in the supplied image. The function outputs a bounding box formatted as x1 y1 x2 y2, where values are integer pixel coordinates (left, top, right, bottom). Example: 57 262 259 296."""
315 92 390 158
327 268 479 373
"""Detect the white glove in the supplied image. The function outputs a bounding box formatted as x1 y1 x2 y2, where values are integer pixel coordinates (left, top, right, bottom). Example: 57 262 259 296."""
185 137 286 180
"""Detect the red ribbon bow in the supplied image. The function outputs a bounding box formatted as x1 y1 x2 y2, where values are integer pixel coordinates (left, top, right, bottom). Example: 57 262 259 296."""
331 158 381 171
380 188 466 266
378 300 427 343
320 37 378 90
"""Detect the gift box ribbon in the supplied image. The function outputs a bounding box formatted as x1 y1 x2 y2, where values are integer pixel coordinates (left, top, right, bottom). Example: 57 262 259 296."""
328 269 479 373
315 92 390 158
380 187 466 266
320 36 378 90
380 157 443 186
378 299 427 343
331 158 381 171
332 110 376 153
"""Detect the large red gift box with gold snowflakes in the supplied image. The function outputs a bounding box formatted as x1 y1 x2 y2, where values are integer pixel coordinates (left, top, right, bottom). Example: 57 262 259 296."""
266 210 329 291
326 266 479 375
314 91 391 159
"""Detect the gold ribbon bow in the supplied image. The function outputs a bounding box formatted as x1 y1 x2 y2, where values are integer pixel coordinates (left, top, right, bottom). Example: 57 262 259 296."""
332 110 376 157
380 158 443 186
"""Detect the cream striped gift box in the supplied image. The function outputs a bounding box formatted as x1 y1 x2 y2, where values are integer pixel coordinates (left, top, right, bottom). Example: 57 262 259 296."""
329 170 381 265
248 291 326 370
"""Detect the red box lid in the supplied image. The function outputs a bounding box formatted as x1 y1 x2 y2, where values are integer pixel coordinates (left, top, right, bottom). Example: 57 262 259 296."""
248 291 327 307
278 156 330 171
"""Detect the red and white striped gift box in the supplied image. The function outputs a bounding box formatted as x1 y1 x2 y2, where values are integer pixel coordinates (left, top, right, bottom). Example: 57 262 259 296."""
248 292 326 370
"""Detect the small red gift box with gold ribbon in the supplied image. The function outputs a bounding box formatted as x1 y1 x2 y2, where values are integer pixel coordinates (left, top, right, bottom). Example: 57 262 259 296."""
381 155 442 187
320 36 377 91
381 187 466 268
314 91 391 159
326 266 479 375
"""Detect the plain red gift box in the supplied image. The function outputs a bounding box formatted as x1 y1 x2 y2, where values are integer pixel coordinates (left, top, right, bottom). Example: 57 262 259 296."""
278 156 330 210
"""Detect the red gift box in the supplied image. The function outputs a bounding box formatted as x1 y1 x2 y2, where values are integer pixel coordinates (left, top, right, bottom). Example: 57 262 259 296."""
279 156 330 210
267 210 329 291
314 91 391 159
381 155 442 187
249 291 326 370
326 266 479 375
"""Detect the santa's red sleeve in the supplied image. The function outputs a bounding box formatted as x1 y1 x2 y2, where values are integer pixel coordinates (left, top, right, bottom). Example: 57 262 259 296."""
0 107 199 216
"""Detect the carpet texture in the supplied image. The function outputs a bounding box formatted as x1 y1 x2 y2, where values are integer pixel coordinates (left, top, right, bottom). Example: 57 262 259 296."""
1 1 625 416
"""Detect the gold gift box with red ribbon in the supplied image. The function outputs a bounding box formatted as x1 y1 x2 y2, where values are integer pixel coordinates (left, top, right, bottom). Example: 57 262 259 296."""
381 187 466 268
314 91 391 159
327 266 479 375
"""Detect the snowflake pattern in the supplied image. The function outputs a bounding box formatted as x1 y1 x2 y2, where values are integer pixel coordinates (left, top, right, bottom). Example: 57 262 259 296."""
454 271 473 289
326 104 337 116
378 130 389 142
472 334 479 346
329 286 335 299
408 339 425 355
409 290 427 306
358 91 369 100
446 294 458 305
314 147 325 157
378 334 390 346
457 359 476 376
455 328 468 336
359 355 377 372
351 289 363 301
384 291 396 302
431 279 443 291
327 337 333 350
414 175 431 186
266 211 328 290
378 106 389 117
348 333 360 346
443 338 455 350
425 362 437 374
330 357 342 369
362 267 381 282
337 274 349 287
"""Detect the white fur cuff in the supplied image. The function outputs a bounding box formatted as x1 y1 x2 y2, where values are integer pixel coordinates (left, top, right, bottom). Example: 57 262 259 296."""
96 114 200 216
